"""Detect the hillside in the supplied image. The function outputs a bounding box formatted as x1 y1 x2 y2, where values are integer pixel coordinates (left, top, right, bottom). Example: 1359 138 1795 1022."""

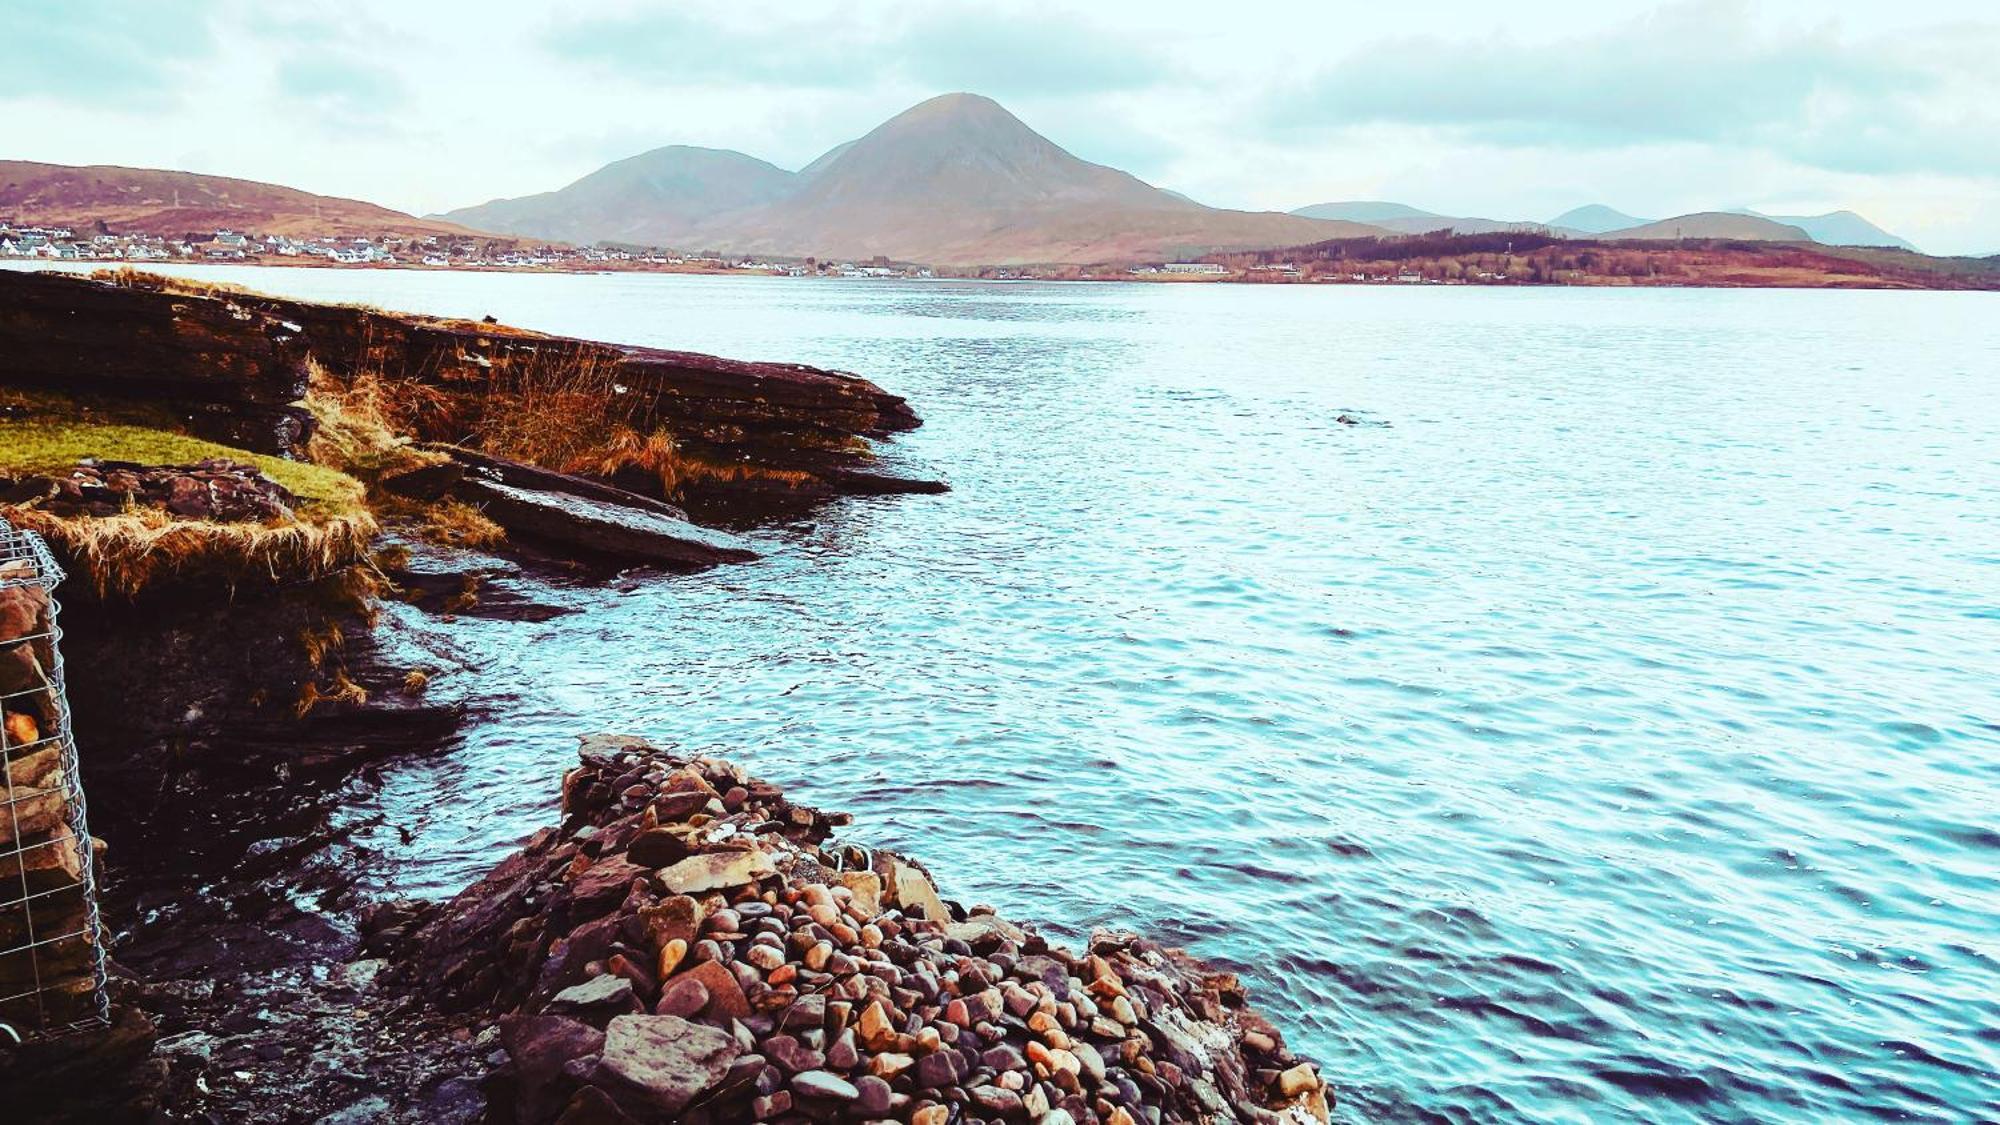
449 93 1381 266
1601 211 1811 242
0 160 488 239
440 146 796 246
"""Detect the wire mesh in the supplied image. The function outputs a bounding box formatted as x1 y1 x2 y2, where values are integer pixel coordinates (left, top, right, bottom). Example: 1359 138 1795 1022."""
0 522 111 1042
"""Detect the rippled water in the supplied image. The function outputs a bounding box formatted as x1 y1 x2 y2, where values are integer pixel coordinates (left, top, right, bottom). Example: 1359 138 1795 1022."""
44 264 2000 1121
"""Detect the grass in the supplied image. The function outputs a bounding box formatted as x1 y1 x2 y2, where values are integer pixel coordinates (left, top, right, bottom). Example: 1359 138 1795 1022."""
0 419 366 510
0 418 375 597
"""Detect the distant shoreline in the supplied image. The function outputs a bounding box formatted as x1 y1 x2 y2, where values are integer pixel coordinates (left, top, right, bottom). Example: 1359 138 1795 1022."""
6 249 1996 293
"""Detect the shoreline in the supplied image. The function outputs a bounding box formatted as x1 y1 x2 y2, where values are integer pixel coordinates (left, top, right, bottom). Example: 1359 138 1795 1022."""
0 269 1328 1122
9 248 1996 292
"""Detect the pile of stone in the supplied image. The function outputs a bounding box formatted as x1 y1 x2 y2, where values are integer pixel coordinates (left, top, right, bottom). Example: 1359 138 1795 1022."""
0 548 106 1035
411 734 1331 1124
1 459 299 523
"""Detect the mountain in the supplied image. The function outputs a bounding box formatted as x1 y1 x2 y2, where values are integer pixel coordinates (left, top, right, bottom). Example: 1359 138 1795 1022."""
450 93 1382 266
1601 211 1812 241
0 159 485 239
1548 204 1653 234
1291 201 1559 236
1731 209 1914 250
441 146 796 245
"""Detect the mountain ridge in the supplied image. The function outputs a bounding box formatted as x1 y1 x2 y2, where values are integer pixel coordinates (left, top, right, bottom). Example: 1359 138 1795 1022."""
446 93 1382 265
443 146 795 246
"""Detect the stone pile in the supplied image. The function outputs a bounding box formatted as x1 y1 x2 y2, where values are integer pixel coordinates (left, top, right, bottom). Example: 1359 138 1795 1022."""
412 734 1331 1124
1 459 299 523
0 549 106 1035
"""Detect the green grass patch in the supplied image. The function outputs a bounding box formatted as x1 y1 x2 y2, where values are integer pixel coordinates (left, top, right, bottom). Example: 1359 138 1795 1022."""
0 420 365 510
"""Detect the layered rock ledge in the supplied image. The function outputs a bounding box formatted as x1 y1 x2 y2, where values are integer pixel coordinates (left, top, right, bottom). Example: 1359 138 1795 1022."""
0 269 945 514
407 735 1331 1124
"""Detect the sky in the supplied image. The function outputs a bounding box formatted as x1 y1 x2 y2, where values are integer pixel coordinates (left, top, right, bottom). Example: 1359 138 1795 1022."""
5 0 1997 254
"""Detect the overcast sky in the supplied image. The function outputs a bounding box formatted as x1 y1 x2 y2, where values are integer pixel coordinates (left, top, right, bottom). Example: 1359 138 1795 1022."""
7 0 1997 253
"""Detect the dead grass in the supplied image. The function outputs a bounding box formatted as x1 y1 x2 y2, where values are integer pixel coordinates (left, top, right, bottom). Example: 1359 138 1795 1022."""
467 344 627 467
302 361 446 482
89 266 258 301
295 669 367 717
416 497 506 548
3 504 378 599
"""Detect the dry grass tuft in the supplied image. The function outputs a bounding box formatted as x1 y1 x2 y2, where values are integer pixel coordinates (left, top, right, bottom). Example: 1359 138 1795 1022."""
418 498 506 549
586 426 687 495
295 669 368 717
303 361 446 482
467 345 627 468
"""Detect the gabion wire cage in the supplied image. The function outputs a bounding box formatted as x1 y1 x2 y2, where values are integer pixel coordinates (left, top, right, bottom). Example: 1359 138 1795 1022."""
0 523 110 1043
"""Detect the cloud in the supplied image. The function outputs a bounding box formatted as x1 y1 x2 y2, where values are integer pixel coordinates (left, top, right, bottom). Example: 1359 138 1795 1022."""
0 0 216 108
1264 0 2000 180
543 5 1174 97
275 56 409 125
891 11 1176 97
544 9 865 88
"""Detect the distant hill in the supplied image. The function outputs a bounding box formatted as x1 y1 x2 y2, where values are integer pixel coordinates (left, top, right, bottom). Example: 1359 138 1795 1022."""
441 146 795 246
1601 211 1811 242
1291 201 1442 223
449 94 1382 266
1292 201 1558 237
1548 204 1653 234
0 159 486 239
1731 209 1914 250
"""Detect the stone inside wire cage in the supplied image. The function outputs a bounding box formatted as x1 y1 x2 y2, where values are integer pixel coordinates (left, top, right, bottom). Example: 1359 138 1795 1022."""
0 524 110 1042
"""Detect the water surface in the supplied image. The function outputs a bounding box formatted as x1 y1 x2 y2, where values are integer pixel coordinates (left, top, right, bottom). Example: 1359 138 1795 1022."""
41 264 2000 1122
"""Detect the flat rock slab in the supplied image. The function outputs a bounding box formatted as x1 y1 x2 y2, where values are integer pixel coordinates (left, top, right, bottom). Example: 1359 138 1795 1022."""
594 1013 741 1116
460 478 755 568
434 446 694 522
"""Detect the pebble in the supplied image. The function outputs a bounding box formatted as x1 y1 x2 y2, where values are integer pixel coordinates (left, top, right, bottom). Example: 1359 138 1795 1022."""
791 1069 859 1101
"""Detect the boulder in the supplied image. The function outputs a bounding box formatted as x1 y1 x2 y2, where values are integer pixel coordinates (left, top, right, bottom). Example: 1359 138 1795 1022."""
590 1014 740 1116
656 849 774 895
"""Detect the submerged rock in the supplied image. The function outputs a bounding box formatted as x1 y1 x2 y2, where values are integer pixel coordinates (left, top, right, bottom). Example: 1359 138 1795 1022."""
413 734 1332 1124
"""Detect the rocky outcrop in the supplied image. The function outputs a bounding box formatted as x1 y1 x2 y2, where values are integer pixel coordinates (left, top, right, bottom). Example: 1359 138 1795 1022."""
0 270 940 509
0 270 941 506
0 269 316 456
411 735 1332 1125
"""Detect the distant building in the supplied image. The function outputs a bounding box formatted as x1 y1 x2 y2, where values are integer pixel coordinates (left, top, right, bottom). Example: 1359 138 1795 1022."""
1162 262 1228 275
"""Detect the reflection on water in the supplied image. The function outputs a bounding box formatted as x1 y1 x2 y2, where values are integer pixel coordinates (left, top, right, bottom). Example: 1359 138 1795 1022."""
43 263 2000 1122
